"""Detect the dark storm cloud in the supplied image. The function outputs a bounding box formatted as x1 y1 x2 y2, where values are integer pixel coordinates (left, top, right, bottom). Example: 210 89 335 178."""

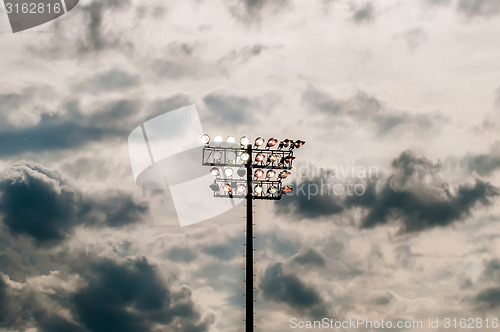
464 142 500 176
228 0 290 23
349 2 376 24
72 257 213 332
457 0 500 18
260 263 327 318
0 161 148 245
292 248 326 267
203 92 258 126
0 98 140 157
0 257 213 332
302 86 445 136
474 288 500 309
73 69 139 94
276 177 344 219
277 151 498 233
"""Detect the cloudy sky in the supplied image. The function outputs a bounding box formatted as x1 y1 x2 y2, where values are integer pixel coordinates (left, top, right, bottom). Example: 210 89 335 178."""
1 0 500 331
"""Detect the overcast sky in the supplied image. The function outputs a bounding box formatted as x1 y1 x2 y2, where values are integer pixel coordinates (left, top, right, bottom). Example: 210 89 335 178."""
1 0 500 331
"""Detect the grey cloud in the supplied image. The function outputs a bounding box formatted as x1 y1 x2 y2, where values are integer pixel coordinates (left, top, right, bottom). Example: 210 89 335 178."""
481 258 500 281
402 28 427 51
302 86 445 137
260 263 327 318
292 248 326 267
277 150 498 234
203 92 259 126
203 237 243 261
0 98 139 157
474 288 500 309
465 142 500 176
423 0 451 6
167 247 198 263
73 69 139 94
228 0 290 23
0 161 148 245
350 2 376 24
457 0 500 18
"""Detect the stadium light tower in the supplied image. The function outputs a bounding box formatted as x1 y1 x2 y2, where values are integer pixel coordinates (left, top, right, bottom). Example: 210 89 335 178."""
201 135 305 332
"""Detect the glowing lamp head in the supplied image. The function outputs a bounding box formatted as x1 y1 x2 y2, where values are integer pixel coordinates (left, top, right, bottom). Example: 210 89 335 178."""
266 170 276 178
226 136 236 144
201 134 210 144
266 138 278 148
210 167 220 176
295 140 305 148
214 136 223 144
279 170 291 179
268 154 278 163
282 139 293 148
223 184 232 193
285 156 295 163
254 169 264 178
254 185 263 194
255 137 265 147
224 168 234 177
256 153 265 162
237 184 247 194
283 186 293 194
240 136 250 146
240 153 250 162
268 186 278 195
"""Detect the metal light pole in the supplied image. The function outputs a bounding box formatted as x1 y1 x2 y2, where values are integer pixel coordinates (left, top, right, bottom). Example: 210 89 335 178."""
201 135 304 332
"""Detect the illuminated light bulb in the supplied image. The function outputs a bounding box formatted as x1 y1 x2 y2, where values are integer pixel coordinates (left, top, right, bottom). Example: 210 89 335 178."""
283 186 293 194
254 169 264 178
295 140 305 148
201 134 210 144
266 138 278 148
225 168 234 177
214 136 223 144
256 153 265 162
282 139 293 148
279 171 291 179
240 136 250 146
223 183 232 193
237 184 247 194
214 151 222 161
285 156 295 163
254 185 263 194
210 167 220 176
240 153 250 162
266 170 276 178
268 154 278 163
227 151 237 161
227 136 236 144
255 137 265 146
268 186 278 194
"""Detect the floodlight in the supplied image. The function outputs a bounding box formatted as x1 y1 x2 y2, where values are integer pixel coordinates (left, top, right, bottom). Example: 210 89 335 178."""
266 138 278 148
254 184 263 194
283 186 293 194
268 186 278 195
223 183 232 193
266 170 276 178
295 140 305 148
227 151 237 161
227 136 236 144
284 156 295 163
210 167 220 176
255 137 265 146
214 136 223 144
282 139 293 148
237 184 247 194
214 151 223 161
241 153 250 162
225 168 234 177
278 170 291 179
268 154 278 163
209 183 219 192
201 134 210 144
254 169 264 178
255 153 265 162
237 168 246 177
240 136 250 146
